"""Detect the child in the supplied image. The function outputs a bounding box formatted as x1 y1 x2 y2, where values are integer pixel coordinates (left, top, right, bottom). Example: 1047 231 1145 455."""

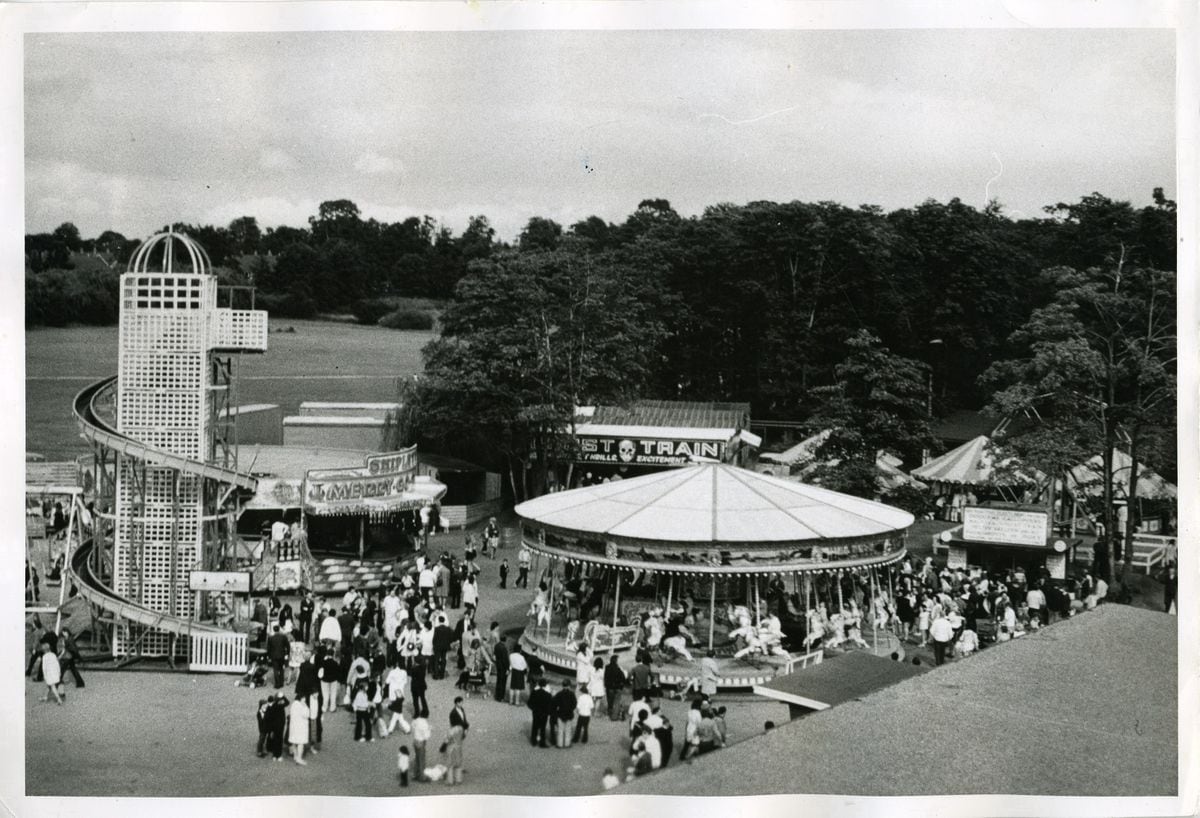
499 559 509 589
397 745 411 787
601 767 620 790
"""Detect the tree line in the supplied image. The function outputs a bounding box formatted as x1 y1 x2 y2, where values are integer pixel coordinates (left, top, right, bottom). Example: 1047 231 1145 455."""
27 190 1177 578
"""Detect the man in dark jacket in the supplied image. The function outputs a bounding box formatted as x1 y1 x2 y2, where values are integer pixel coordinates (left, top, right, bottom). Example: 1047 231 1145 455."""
298 591 315 643
493 637 510 702
256 693 275 757
266 694 289 761
552 678 577 748
527 678 553 747
604 654 626 721
432 617 455 680
266 625 291 689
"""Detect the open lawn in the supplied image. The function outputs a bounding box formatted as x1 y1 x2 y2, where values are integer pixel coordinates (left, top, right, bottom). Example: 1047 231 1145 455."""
25 320 434 461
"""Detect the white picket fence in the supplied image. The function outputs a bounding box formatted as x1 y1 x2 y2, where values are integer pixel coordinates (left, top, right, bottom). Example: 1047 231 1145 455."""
190 631 249 672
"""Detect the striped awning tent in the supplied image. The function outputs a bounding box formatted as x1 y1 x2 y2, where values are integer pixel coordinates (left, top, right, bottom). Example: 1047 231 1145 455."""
911 435 1040 488
516 462 913 544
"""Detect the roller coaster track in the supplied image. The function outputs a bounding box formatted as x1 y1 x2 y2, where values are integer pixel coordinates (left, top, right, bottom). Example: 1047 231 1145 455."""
73 377 258 491
70 376 259 640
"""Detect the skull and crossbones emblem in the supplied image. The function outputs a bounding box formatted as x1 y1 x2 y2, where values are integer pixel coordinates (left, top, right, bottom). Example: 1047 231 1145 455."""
617 439 636 463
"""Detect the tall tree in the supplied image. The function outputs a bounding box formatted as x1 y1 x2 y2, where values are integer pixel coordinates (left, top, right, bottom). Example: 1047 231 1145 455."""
985 260 1176 580
420 249 668 499
806 330 934 500
518 217 563 253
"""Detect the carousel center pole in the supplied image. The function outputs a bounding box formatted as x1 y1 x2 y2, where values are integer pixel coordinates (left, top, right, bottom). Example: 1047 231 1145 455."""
612 570 621 627
545 556 556 640
869 565 878 654
665 573 674 616
754 575 762 628
708 576 716 651
837 571 845 613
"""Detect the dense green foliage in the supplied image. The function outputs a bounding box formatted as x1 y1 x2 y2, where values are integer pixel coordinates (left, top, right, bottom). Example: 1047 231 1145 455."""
26 191 1176 509
379 309 435 330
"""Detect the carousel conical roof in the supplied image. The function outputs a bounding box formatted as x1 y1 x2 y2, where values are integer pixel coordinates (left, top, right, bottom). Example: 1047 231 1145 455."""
514 463 913 543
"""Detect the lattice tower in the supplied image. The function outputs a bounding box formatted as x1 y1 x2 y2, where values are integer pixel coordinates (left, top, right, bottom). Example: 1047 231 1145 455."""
113 229 266 656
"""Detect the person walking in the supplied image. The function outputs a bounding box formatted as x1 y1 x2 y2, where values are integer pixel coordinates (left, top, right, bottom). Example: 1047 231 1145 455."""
484 517 500 558
410 656 430 718
929 611 955 666
411 712 432 782
553 678 577 749
604 654 627 721
499 559 509 589
507 647 528 705
317 646 341 714
517 545 531 589
255 693 274 757
289 695 310 765
266 694 289 761
572 686 594 744
1163 564 1177 614
527 677 553 747
699 650 720 699
493 636 510 702
39 643 64 705
352 682 375 742
298 591 315 644
266 625 290 689
443 722 465 786
59 627 85 688
587 656 606 717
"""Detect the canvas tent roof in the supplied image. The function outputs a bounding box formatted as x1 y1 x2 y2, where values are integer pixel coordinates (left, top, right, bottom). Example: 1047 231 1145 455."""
911 435 1039 487
514 463 913 543
759 431 925 492
1068 448 1177 501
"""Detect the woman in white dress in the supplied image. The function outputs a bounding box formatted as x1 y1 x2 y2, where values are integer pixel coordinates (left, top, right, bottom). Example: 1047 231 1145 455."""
289 695 310 765
39 644 64 705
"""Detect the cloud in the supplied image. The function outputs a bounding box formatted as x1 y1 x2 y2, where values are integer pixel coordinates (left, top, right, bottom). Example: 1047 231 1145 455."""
258 147 300 171
353 152 403 176
201 196 321 231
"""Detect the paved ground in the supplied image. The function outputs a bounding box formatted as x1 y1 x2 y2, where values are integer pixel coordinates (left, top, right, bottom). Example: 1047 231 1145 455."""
25 521 788 797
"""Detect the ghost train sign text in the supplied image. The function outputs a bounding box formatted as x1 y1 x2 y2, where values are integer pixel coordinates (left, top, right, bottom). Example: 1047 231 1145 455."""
577 435 725 466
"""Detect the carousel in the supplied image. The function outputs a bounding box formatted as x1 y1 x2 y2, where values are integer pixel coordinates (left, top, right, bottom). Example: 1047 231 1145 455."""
514 463 913 689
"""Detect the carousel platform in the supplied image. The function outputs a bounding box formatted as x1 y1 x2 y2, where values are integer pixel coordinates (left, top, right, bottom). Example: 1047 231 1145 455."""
518 624 900 691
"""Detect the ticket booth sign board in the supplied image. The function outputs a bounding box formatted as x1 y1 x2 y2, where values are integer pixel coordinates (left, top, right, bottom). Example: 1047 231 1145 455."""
962 507 1049 547
1046 552 1067 580
947 545 968 570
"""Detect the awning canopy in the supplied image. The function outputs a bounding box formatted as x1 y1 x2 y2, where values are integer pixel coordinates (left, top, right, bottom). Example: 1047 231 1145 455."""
1067 449 1177 501
305 475 446 517
911 435 1041 487
753 651 929 711
515 463 913 544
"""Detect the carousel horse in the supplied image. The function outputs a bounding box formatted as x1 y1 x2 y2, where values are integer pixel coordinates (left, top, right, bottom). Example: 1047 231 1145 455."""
804 608 826 650
824 611 846 649
843 604 870 649
730 621 763 659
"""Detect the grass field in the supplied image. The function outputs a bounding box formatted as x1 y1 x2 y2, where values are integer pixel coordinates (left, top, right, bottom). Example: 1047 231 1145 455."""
25 319 435 461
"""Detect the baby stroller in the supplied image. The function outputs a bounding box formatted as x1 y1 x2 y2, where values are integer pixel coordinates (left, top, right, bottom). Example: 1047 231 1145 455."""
237 656 270 688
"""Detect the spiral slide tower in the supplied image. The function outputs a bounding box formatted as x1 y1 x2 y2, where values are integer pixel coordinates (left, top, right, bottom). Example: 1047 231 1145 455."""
73 229 267 662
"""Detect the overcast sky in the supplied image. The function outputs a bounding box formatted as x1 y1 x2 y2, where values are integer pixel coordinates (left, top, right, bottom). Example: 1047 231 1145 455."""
24 28 1175 243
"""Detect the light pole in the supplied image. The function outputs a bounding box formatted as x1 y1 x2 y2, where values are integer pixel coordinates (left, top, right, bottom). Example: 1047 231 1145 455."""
923 339 943 464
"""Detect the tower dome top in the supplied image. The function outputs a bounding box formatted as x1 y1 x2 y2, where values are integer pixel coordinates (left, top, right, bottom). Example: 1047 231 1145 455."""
127 228 213 276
